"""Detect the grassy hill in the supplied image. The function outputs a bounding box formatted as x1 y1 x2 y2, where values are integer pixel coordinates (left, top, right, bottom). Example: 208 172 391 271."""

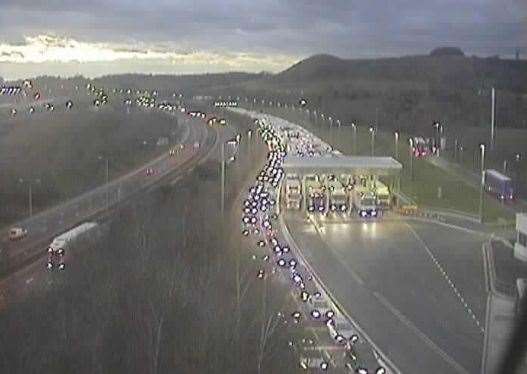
208 52 527 134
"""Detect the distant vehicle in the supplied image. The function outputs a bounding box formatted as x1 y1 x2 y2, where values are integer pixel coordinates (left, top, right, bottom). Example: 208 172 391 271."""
218 118 227 126
146 168 155 176
411 137 435 158
193 142 200 148
353 191 379 218
47 222 98 270
8 227 27 241
285 174 302 210
484 169 514 200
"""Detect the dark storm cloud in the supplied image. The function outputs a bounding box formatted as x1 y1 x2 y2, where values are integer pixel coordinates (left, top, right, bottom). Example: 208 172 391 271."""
0 0 526 57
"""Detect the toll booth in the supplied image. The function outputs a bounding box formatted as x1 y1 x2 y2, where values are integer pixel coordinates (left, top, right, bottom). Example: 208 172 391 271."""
282 155 402 214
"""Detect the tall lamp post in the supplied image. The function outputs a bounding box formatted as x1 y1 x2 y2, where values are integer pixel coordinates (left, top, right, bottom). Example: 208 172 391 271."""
369 125 375 156
408 138 414 181
18 178 41 217
98 156 110 209
221 142 225 216
479 144 486 223
351 123 357 155
394 131 399 159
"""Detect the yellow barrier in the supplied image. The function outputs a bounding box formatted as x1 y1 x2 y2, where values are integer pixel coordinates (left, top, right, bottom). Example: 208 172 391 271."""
398 205 418 215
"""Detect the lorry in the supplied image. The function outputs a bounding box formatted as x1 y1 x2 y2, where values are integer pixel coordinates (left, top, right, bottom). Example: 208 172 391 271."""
374 180 391 207
47 222 98 270
285 174 302 210
484 169 514 201
305 175 326 213
328 177 349 212
8 227 27 241
353 190 379 218
411 137 434 158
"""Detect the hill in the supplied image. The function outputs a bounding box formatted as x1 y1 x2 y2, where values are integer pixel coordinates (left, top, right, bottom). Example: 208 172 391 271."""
209 53 527 132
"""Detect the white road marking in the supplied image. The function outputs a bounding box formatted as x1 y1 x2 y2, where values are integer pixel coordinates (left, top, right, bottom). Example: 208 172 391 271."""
406 223 485 334
373 291 470 374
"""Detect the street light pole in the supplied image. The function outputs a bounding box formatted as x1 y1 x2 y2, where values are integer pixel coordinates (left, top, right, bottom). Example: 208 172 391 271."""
105 158 109 209
28 183 32 217
479 144 486 223
221 142 225 216
491 87 496 149
369 126 375 156
394 131 399 160
409 138 414 181
18 178 39 218
351 123 357 155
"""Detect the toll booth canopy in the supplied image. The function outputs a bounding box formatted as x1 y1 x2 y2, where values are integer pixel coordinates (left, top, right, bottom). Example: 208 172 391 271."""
282 155 402 177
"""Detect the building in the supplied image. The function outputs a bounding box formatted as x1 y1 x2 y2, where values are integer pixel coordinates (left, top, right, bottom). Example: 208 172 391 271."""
515 213 527 261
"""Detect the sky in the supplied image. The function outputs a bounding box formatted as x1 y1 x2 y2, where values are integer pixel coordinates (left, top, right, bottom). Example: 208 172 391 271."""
0 0 526 79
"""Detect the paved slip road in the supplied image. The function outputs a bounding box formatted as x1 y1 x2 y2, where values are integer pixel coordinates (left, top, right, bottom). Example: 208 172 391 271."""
286 213 488 374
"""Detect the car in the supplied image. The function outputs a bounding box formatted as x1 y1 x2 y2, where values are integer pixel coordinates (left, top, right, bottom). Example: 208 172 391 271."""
146 168 155 176
9 227 28 241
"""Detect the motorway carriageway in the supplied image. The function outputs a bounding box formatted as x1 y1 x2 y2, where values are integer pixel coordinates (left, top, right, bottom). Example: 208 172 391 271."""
0 109 218 309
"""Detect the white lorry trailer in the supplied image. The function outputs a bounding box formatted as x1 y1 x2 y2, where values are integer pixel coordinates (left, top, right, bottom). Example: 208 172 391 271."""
305 175 326 213
374 180 391 207
285 174 302 210
47 222 98 270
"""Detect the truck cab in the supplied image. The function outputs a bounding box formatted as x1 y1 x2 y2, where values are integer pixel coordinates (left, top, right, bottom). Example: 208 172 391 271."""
353 191 379 218
47 238 66 270
285 174 302 210
328 176 348 212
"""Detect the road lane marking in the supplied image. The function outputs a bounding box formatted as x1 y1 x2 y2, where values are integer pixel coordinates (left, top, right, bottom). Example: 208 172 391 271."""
404 217 489 238
372 291 470 374
406 223 485 334
304 220 365 286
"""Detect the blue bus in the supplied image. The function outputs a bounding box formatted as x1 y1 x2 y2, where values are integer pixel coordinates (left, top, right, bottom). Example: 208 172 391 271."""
484 169 514 201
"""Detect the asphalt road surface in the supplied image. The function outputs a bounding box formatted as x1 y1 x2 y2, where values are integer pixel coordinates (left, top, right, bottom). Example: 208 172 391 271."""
285 213 488 374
